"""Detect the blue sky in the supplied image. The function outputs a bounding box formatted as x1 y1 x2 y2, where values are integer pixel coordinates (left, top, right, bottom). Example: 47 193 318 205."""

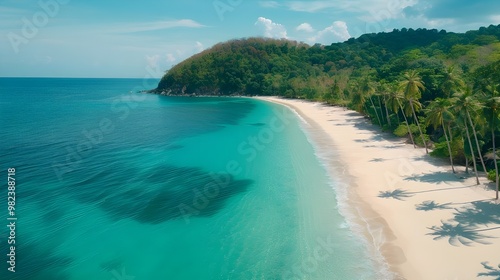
1 0 499 78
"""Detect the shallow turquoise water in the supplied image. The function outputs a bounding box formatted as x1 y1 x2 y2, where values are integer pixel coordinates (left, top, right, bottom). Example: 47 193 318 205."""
0 78 381 279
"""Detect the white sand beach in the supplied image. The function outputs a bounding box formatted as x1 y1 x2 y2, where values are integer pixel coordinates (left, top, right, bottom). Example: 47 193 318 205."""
257 97 500 280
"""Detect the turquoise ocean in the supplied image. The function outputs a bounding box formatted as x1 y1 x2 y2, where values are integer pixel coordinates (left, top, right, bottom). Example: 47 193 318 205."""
0 78 387 279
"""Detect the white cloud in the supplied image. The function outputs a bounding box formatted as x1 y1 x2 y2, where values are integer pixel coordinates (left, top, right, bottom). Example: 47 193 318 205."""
146 54 160 68
308 21 351 44
259 1 280 8
286 1 339 13
111 19 206 33
490 14 500 23
166 53 176 63
296 23 315 32
263 0 416 23
286 0 415 15
425 18 455 28
195 41 204 52
164 42 204 66
358 1 418 22
255 17 288 38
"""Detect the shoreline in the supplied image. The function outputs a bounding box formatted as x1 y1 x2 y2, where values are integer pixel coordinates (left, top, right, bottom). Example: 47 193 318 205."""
256 96 500 280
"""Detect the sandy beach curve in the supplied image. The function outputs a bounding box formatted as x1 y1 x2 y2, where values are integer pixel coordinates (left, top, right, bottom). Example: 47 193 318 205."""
257 96 500 280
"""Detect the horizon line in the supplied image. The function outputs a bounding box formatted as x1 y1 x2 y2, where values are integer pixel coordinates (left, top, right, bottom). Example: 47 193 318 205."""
0 76 161 79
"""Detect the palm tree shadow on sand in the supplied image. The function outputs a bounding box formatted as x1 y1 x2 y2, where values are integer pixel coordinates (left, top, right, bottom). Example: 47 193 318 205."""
379 184 476 202
453 201 500 227
427 221 494 246
378 189 414 200
426 201 500 247
404 171 465 184
478 262 500 279
415 200 452 211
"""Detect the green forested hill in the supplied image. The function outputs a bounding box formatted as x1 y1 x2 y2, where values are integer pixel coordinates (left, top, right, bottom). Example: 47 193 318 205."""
155 24 500 197
156 24 500 99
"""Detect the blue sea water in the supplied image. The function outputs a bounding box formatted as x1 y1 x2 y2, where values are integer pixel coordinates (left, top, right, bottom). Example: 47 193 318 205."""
0 78 383 279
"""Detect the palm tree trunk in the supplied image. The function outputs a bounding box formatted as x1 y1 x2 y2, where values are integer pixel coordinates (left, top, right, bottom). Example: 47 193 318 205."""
369 97 383 126
363 104 370 116
448 124 453 142
410 99 428 154
377 96 386 124
492 127 499 200
442 122 456 173
464 121 480 185
448 124 460 172
465 153 469 174
398 101 416 148
383 96 392 127
466 109 488 173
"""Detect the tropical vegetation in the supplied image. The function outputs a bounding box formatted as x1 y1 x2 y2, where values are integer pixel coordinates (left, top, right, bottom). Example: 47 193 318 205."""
155 25 500 199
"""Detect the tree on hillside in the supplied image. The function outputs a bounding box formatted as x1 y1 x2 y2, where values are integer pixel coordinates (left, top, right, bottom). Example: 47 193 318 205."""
350 81 366 113
386 83 416 147
440 66 465 97
359 78 383 126
458 89 488 173
425 98 456 173
400 70 428 153
451 91 482 184
378 83 392 127
484 84 500 199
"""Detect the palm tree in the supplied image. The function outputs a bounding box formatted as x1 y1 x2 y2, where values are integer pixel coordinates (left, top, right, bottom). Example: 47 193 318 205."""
440 66 465 97
484 84 500 199
400 70 428 153
425 98 456 173
379 82 392 127
350 81 367 113
451 92 481 184
455 90 488 173
386 84 416 147
360 78 383 126
463 116 480 184
377 93 386 125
